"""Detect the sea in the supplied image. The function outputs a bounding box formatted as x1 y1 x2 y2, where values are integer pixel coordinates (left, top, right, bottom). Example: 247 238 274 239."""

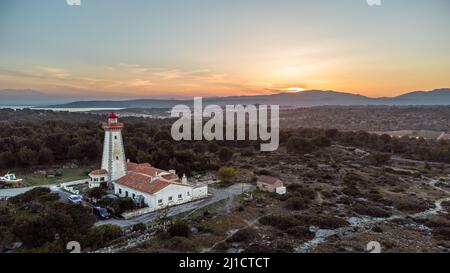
0 106 124 112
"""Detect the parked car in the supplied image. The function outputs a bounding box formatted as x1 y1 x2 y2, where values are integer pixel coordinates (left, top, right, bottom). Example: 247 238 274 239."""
93 206 111 219
68 195 83 204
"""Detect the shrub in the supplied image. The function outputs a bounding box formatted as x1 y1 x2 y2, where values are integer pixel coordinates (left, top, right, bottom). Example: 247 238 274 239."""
395 198 433 213
84 224 122 250
218 147 234 162
86 187 106 200
259 215 298 231
371 152 391 166
372 226 383 233
132 223 147 232
353 203 391 218
286 226 314 240
9 187 54 205
254 169 272 176
168 221 191 238
227 228 257 243
342 186 361 197
295 214 348 229
285 197 308 210
165 236 196 252
98 198 136 216
218 166 238 184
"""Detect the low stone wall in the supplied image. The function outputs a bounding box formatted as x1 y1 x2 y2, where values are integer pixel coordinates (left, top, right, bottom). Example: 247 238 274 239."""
60 179 89 195
121 207 153 219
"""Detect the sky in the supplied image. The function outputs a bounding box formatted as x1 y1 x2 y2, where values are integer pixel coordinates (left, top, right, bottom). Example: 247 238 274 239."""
0 0 449 99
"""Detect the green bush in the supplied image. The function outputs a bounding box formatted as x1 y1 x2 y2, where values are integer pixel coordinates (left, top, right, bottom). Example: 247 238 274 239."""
353 203 391 218
227 228 257 243
285 197 308 210
84 224 122 250
259 215 298 231
168 221 191 238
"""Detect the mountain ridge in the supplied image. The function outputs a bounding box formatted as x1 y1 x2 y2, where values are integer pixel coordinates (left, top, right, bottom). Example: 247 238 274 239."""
1 88 449 107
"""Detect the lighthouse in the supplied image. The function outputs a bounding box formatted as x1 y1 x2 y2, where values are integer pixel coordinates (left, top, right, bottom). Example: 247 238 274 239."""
101 112 127 182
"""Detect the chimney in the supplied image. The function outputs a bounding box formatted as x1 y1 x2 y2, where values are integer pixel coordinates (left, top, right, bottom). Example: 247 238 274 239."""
169 169 176 175
182 174 188 184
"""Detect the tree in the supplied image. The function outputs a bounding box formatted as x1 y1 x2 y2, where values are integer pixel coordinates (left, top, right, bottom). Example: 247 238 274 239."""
38 147 54 165
83 224 122 249
371 152 391 166
153 130 172 142
86 187 106 200
193 142 207 154
286 137 315 154
285 197 308 210
168 221 190 238
17 147 38 166
218 147 233 162
0 151 16 169
313 136 331 147
208 142 219 153
218 166 238 184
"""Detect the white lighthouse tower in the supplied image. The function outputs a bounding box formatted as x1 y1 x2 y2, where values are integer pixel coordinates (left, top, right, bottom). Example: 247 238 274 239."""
101 112 127 182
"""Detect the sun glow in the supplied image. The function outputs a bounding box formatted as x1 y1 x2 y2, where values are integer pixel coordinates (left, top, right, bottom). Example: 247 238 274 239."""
282 87 307 93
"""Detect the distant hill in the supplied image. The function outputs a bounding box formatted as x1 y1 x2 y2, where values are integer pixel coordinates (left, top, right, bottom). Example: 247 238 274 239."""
50 88 450 108
2 88 449 108
0 89 71 106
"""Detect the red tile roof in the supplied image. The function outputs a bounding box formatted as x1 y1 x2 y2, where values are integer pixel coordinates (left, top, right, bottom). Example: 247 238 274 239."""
116 173 171 194
127 162 166 177
89 169 108 175
115 162 188 195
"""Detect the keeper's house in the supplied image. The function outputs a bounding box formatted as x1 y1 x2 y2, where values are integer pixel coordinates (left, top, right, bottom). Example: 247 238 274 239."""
113 162 208 211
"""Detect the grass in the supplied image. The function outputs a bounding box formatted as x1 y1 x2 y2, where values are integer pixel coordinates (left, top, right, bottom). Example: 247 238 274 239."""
14 168 90 186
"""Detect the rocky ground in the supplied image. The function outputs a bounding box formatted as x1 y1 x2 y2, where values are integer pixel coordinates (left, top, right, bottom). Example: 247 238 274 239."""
94 144 450 253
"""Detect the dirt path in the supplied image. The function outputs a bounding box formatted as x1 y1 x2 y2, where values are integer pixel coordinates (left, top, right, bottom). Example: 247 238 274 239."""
201 214 270 253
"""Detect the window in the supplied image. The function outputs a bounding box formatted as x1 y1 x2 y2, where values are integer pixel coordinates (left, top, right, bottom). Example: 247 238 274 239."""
119 189 122 194
187 192 190 196
168 196 173 201
114 136 118 140
116 156 119 160
100 177 104 182
132 193 135 199
178 194 182 199
158 199 163 204
125 191 128 197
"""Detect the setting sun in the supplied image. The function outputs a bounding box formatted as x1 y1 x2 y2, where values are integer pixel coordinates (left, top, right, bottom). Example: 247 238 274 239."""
282 87 307 93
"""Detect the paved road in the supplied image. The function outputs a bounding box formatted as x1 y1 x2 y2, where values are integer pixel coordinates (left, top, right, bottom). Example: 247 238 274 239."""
95 183 255 228
0 184 73 202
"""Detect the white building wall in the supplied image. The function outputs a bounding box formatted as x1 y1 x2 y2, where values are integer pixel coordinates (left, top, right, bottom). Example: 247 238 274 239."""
113 183 208 212
153 184 193 210
193 185 208 200
101 131 110 171
113 183 156 210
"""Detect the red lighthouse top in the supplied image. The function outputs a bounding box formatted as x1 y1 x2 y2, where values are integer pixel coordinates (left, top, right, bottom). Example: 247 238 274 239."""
108 112 119 119
103 112 123 130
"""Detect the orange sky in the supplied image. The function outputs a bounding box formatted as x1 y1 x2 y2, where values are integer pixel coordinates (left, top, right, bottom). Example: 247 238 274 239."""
1 0 449 98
